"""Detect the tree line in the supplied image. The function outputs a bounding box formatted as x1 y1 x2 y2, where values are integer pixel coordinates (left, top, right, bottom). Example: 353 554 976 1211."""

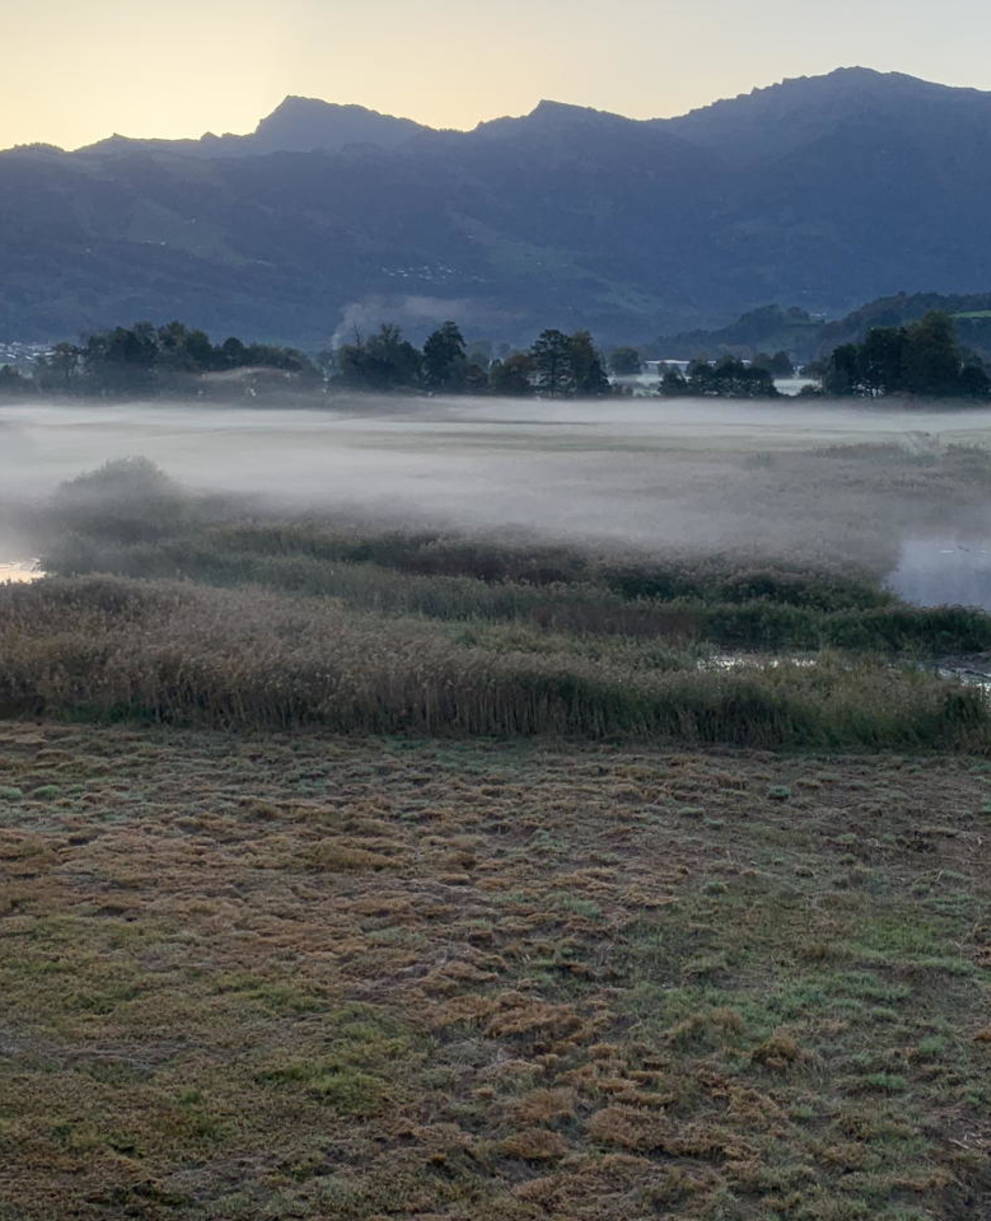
2 309 989 402
18 322 317 396
0 320 614 399
334 322 611 396
657 357 779 399
820 311 991 398
0 320 788 400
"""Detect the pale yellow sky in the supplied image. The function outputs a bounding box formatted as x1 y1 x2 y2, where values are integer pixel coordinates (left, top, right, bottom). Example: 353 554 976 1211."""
4 0 991 150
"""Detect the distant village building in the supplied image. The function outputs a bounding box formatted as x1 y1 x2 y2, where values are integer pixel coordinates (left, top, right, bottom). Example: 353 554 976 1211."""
644 359 691 375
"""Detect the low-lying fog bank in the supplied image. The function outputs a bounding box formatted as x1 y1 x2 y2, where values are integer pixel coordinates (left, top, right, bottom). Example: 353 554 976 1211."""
3 394 991 603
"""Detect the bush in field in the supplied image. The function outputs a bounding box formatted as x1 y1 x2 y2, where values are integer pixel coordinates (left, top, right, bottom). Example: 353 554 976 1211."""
46 458 189 548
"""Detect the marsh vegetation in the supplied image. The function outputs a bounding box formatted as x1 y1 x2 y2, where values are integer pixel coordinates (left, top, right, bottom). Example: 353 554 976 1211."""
3 413 991 747
3 399 991 1218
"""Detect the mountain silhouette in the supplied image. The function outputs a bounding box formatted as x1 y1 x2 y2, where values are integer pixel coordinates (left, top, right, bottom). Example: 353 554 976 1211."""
3 67 991 347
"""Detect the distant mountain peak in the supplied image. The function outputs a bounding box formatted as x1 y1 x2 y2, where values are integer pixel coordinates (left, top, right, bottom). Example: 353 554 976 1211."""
530 99 602 117
528 99 636 126
472 97 638 141
663 65 991 166
250 96 427 153
674 64 979 121
73 97 429 159
257 95 409 125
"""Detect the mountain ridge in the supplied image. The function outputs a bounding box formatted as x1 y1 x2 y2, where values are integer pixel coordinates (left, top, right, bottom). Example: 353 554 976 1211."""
4 67 991 348
35 65 990 158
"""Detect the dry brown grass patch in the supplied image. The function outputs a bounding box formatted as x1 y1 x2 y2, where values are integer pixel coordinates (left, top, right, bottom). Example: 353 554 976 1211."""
0 723 988 1219
301 840 399 871
509 1087 577 1124
499 1127 570 1161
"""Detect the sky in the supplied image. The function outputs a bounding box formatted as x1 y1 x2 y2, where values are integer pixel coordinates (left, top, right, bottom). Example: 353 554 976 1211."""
5 0 991 150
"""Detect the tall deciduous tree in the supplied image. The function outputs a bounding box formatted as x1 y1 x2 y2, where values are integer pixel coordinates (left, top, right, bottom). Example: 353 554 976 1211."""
902 312 962 396
337 324 422 390
860 326 906 395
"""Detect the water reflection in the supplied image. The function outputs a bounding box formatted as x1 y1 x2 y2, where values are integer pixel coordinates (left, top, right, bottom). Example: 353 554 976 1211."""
888 538 991 613
0 560 41 583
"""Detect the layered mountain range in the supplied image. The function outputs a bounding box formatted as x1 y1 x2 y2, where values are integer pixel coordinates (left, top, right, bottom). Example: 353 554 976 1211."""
4 67 991 348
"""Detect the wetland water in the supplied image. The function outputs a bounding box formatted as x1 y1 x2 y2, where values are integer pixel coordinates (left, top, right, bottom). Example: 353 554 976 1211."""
887 538 991 612
0 560 39 583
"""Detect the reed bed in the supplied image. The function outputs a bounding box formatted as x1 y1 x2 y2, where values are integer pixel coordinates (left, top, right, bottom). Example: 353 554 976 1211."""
0 575 986 747
41 529 991 654
13 457 991 745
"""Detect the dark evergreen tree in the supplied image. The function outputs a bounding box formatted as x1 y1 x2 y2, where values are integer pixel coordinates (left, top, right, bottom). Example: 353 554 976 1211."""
220 336 248 368
752 350 794 376
83 323 159 394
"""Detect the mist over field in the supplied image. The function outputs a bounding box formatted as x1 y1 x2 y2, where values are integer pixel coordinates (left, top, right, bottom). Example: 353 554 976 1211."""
3 395 991 603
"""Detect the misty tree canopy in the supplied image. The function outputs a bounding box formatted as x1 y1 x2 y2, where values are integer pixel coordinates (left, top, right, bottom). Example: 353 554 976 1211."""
528 330 610 397
659 357 779 399
329 322 611 398
33 321 317 397
608 347 643 375
335 324 423 391
22 307 990 405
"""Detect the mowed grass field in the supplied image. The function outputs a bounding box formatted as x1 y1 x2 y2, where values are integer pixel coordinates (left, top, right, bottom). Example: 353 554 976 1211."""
1 721 990 1220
